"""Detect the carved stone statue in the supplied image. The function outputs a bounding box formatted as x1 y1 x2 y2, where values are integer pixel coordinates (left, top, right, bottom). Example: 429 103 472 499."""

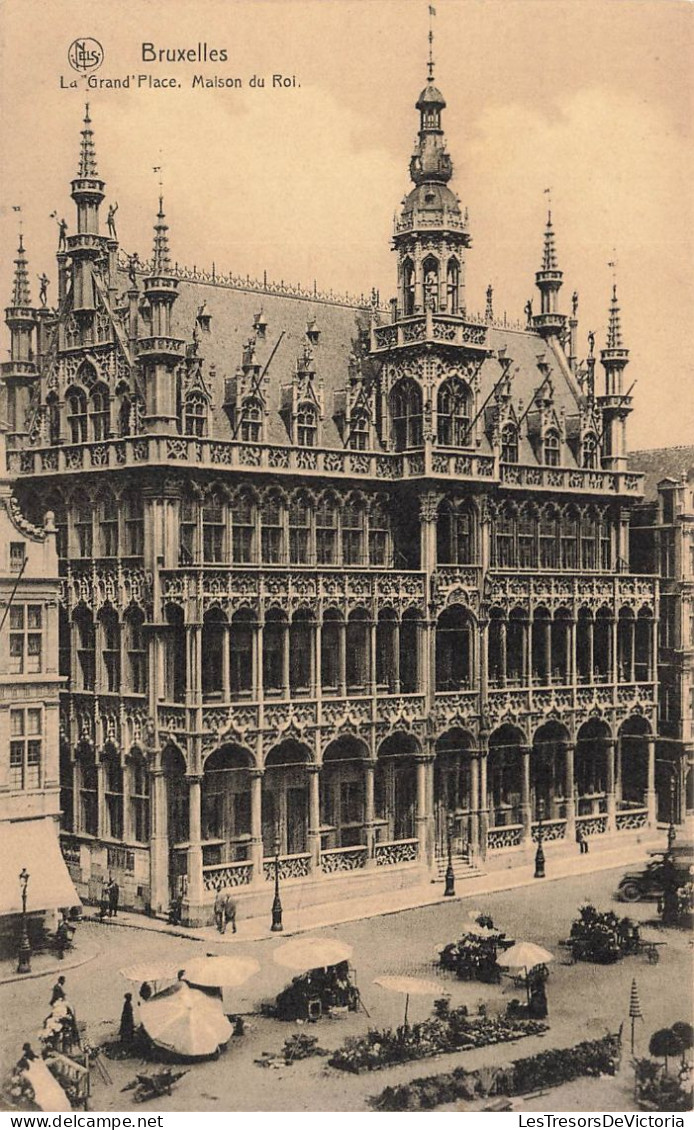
107 202 119 239
57 218 68 251
524 299 533 321
37 273 50 307
588 330 595 356
571 290 579 317
127 253 140 288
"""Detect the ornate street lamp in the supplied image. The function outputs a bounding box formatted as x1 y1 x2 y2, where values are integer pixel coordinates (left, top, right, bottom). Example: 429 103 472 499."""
534 800 546 880
17 868 31 974
444 814 456 897
667 770 677 854
270 829 284 932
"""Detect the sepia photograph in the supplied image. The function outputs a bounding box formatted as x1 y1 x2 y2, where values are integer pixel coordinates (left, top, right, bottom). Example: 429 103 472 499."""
0 0 692 1117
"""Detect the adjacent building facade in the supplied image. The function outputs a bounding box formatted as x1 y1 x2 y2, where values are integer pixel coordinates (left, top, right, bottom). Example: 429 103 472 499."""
2 72 658 924
0 425 78 945
630 447 694 826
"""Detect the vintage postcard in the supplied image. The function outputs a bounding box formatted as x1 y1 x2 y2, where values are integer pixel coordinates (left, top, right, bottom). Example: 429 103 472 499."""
0 0 692 1118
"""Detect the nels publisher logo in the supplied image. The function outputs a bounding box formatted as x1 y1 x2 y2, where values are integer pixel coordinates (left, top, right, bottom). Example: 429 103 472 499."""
68 38 104 73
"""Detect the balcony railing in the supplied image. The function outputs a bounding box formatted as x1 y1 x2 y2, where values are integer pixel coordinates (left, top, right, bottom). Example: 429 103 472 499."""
320 845 368 874
374 839 419 867
371 314 488 353
202 860 253 891
501 462 643 495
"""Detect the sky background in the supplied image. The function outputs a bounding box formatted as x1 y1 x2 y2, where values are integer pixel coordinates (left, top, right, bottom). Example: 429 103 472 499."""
0 0 692 451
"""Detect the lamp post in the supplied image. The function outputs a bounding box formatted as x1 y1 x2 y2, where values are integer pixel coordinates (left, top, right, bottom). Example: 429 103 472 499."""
667 770 677 854
534 799 546 880
17 868 31 974
270 829 284 932
444 814 456 897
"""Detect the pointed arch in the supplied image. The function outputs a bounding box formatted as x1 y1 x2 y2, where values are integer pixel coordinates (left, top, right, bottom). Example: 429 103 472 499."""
390 378 423 451
66 385 88 444
183 390 209 437
501 422 518 464
437 377 472 447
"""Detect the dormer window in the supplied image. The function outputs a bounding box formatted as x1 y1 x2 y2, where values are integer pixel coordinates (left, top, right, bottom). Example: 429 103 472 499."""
240 397 262 443
66 387 87 444
296 403 317 447
437 378 471 447
349 411 369 451
501 424 518 464
184 392 208 437
582 432 598 470
543 429 560 467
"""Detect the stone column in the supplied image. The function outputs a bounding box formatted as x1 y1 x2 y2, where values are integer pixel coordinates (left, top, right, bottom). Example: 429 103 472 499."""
415 757 431 863
605 739 616 832
392 621 401 694
564 741 576 837
544 618 552 684
282 621 290 699
255 616 264 700
250 769 264 882
308 765 321 870
478 739 489 858
586 616 594 682
184 774 205 925
339 618 347 698
364 760 376 867
221 623 230 700
149 766 169 913
499 620 507 687
469 753 480 857
567 619 576 686
521 616 530 684
629 618 636 683
520 744 532 842
646 735 656 825
96 757 107 840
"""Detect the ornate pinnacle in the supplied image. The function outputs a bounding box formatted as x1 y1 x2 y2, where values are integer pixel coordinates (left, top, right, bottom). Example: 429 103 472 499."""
78 103 98 177
152 196 171 273
542 210 558 271
12 234 31 307
606 283 623 349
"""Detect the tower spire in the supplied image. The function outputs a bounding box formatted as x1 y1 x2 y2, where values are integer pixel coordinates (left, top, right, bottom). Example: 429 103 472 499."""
152 196 171 274
428 4 435 82
78 103 98 178
532 193 566 338
598 265 631 471
11 233 31 307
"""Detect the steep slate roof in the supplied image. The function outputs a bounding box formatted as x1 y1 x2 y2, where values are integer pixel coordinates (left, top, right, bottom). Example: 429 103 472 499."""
628 446 694 502
151 272 585 463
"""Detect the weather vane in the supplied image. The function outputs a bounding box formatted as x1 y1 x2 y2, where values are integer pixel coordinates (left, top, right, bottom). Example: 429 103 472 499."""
428 4 436 81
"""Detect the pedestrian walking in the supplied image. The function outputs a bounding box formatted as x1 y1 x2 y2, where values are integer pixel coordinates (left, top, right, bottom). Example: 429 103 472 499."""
99 880 110 920
576 825 589 854
50 975 66 1007
108 877 120 918
119 992 135 1048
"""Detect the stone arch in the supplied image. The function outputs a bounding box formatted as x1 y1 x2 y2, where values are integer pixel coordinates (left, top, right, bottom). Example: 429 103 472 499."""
321 735 370 850
375 731 420 842
531 719 571 821
262 739 313 857
487 724 525 829
434 727 475 857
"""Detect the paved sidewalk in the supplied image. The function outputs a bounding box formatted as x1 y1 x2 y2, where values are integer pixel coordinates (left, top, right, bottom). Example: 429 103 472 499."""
0 938 100 987
81 837 661 947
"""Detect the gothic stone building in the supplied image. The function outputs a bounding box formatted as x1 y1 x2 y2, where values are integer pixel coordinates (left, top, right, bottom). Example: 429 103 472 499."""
1 72 658 924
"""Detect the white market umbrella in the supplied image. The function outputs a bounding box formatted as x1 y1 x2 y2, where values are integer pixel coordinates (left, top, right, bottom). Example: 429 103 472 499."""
498 942 554 970
182 954 260 989
466 923 503 939
273 936 353 972
373 974 444 1027
120 961 183 983
139 982 232 1059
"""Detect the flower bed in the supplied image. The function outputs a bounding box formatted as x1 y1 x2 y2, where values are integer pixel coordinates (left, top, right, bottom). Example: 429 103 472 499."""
328 1002 548 1074
370 1032 622 1110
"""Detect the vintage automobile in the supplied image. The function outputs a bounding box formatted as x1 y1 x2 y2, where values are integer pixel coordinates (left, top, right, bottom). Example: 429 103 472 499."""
616 843 694 902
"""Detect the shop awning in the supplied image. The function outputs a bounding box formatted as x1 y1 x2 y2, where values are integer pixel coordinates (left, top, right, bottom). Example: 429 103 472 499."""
0 819 81 915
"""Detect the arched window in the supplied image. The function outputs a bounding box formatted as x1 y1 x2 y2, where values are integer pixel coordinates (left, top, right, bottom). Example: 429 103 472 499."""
103 746 123 839
290 610 314 693
437 378 471 447
349 411 369 451
539 505 559 568
446 258 460 315
581 507 598 570
202 608 227 699
342 496 365 565
599 513 612 570
73 490 93 558
89 384 110 441
130 751 150 843
321 609 342 691
231 491 255 563
296 402 317 447
531 606 552 684
493 504 516 568
261 492 285 564
436 500 473 565
202 490 226 563
99 606 120 692
376 609 398 691
78 747 98 836
46 491 67 559
594 606 612 681
390 378 423 451
230 609 254 697
99 489 119 556
369 498 389 566
422 255 439 311
119 394 144 437
122 489 144 556
289 493 311 565
635 608 653 682
263 609 287 693
316 493 338 565
560 506 579 570
164 604 186 701
582 432 598 469
47 393 60 445
346 609 370 690
184 392 208 437
576 607 593 683
543 429 560 467
436 607 473 691
518 504 536 568
73 606 95 691
403 258 415 317
240 397 263 443
66 387 87 444
501 424 518 464
179 496 197 565
400 609 421 693
124 606 146 694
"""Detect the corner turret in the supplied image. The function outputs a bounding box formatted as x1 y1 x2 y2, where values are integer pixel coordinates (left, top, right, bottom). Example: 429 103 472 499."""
2 234 38 437
598 281 632 470
138 197 186 433
531 209 567 338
